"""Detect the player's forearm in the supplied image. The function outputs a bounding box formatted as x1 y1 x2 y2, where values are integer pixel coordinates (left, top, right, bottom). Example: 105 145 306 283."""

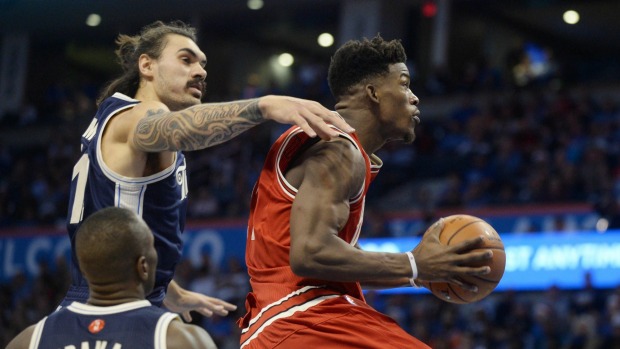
360 278 412 289
164 279 184 303
291 239 413 286
133 99 265 152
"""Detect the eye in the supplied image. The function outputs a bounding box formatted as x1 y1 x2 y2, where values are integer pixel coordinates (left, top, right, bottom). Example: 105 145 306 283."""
181 57 191 64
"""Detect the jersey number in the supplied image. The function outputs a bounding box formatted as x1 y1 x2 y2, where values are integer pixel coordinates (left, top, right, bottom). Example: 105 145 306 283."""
69 154 90 224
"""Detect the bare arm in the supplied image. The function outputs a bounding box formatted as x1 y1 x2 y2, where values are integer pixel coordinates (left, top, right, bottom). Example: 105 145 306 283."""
288 139 413 282
131 95 355 152
288 140 492 289
6 325 34 349
167 320 217 349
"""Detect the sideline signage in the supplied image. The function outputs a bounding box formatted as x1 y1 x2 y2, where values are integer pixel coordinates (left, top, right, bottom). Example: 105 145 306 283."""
1 226 618 292
360 231 620 293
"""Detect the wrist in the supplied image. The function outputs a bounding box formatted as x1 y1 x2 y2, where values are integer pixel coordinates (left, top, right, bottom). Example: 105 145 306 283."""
405 251 420 288
256 96 270 122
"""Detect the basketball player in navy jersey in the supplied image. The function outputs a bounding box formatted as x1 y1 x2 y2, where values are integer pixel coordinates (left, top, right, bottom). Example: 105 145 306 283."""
59 20 354 321
8 207 217 349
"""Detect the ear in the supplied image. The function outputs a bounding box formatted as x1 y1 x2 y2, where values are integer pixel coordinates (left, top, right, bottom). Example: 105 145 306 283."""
137 256 149 282
138 54 154 78
365 84 380 103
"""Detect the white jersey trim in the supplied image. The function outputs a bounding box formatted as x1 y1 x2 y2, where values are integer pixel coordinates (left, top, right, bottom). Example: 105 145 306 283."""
240 294 340 349
94 94 178 216
95 103 177 187
155 313 181 349
66 300 152 315
241 285 325 334
30 301 179 349
275 127 305 200
29 317 47 349
274 125 366 203
111 92 140 102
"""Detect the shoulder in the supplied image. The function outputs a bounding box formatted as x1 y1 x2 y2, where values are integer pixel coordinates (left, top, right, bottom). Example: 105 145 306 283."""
110 100 169 126
166 319 217 349
293 136 366 197
310 135 363 163
105 100 169 141
6 324 35 349
308 136 366 176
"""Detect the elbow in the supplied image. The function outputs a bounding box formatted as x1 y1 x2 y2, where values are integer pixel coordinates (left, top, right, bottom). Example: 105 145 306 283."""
290 254 314 277
290 242 324 278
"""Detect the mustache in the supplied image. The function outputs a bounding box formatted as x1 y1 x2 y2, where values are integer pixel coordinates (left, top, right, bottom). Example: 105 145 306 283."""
187 78 206 94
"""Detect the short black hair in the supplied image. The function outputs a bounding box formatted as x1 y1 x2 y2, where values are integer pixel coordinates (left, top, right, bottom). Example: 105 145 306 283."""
328 35 407 99
75 207 150 281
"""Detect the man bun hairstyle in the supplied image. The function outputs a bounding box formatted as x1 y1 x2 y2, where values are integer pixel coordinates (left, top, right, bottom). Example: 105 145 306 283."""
96 20 198 105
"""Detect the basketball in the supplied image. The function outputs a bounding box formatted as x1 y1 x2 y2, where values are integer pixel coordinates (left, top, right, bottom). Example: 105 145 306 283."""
422 214 505 304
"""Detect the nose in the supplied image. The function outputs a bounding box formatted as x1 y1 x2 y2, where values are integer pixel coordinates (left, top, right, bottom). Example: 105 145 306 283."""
409 90 419 105
194 64 207 80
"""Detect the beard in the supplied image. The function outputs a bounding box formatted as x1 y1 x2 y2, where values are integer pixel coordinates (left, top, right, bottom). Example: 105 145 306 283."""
156 74 205 111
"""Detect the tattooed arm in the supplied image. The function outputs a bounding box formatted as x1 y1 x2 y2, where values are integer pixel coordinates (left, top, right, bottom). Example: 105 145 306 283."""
133 99 264 152
132 95 355 152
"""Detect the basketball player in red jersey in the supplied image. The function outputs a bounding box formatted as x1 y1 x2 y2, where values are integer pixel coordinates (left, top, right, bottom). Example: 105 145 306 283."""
238 36 494 348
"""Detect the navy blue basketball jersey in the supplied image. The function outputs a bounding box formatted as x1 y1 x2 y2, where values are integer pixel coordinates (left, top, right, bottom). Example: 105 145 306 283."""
30 300 179 349
64 93 188 306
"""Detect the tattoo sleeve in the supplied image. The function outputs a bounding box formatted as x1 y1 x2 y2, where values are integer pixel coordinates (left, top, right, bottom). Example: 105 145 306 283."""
133 99 264 152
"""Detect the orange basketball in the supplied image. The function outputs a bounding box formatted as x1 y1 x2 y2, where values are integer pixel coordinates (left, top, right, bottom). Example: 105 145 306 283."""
422 214 505 304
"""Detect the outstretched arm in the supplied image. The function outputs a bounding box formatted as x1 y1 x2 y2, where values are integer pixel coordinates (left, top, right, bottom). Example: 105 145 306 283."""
163 280 237 322
131 95 354 152
288 140 491 289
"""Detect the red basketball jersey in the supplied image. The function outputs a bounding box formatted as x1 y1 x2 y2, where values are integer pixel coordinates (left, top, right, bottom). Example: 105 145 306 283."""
239 125 386 346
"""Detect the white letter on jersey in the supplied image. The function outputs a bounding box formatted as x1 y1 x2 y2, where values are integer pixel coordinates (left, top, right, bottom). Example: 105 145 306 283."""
176 159 188 201
69 154 90 224
82 118 99 141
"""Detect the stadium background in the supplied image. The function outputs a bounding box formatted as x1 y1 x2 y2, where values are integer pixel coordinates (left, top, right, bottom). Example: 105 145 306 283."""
1 0 620 347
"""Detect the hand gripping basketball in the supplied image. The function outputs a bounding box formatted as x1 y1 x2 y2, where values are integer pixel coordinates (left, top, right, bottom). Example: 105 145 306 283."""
417 215 506 304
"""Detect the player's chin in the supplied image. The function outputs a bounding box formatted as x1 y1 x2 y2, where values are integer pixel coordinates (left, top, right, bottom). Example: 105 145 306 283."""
182 97 202 108
403 129 416 144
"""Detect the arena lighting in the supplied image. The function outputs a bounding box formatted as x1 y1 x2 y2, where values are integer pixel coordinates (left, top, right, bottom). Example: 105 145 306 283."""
85 13 101 27
278 53 294 67
317 33 334 47
247 0 264 10
563 10 580 24
422 1 437 18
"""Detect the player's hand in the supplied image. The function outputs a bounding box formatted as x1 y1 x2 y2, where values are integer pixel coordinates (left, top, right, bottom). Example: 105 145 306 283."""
164 282 237 322
258 95 355 140
412 218 493 288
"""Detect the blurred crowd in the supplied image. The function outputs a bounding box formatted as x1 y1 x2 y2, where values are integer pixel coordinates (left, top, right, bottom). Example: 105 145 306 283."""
1 41 620 347
2 61 620 231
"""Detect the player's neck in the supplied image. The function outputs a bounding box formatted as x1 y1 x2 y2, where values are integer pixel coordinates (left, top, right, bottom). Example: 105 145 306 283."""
87 283 145 307
335 111 383 156
133 83 158 103
87 295 144 307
